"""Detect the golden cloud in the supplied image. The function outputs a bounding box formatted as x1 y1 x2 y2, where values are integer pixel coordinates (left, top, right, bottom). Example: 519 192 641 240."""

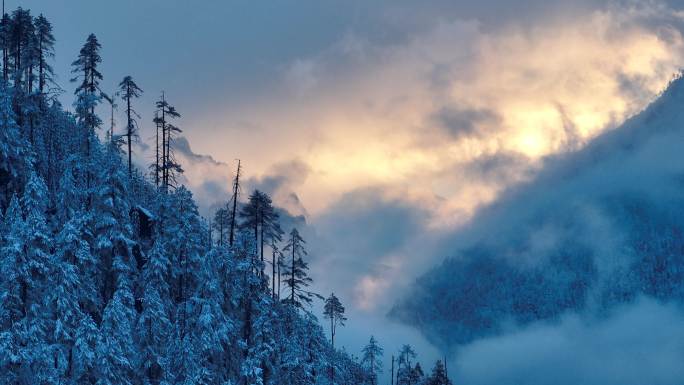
180 2 684 309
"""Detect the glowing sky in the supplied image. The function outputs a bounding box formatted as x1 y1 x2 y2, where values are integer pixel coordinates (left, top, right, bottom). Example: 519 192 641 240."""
22 0 684 374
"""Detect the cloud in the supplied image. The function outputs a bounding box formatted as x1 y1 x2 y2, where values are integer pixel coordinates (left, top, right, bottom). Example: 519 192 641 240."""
168 136 234 215
112 3 684 352
173 136 227 167
200 0 684 223
202 2 684 336
430 106 501 140
244 159 312 217
461 152 533 185
454 298 684 385
168 139 311 218
308 187 433 310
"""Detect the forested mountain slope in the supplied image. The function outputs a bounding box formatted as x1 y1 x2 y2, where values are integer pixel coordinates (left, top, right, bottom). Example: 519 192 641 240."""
0 8 368 385
392 74 684 351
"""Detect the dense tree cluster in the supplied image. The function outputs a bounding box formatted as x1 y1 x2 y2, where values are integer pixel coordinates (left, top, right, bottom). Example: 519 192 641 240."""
383 345 452 385
0 7 461 385
0 7 382 385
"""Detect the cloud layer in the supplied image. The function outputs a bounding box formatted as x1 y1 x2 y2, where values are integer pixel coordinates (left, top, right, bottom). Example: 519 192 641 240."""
285 0 684 313
454 298 684 385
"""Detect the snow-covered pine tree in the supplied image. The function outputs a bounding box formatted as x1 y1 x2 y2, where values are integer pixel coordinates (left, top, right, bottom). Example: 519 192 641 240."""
0 8 372 385
92 144 135 307
136 239 173 385
213 205 230 247
173 244 232 385
423 360 452 385
0 86 31 209
94 147 139 384
71 33 103 209
71 33 103 137
96 274 137 385
51 213 99 383
240 189 283 275
0 195 26 384
8 8 34 91
361 336 383 385
0 173 55 384
396 344 417 385
0 11 9 82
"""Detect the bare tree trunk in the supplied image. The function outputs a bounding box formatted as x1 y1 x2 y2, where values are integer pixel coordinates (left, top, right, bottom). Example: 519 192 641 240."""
277 259 281 300
39 35 44 93
272 248 276 297
291 235 295 304
391 356 395 385
127 84 132 176
260 219 264 278
229 160 240 246
2 4 6 83
155 113 159 187
161 92 167 191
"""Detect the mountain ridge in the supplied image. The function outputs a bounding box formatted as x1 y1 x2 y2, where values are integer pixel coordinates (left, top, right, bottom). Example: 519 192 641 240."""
391 72 684 351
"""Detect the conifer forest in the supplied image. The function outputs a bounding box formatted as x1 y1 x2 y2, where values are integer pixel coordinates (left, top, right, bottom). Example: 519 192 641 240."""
3 2 684 385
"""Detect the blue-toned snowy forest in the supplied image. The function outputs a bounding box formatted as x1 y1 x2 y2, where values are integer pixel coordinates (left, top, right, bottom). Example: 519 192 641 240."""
10 2 684 384
0 7 458 385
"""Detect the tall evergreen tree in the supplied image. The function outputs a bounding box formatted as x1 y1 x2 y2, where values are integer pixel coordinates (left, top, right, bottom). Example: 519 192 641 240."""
0 174 55 384
396 345 417 385
228 159 241 246
362 336 384 385
424 360 451 385
323 292 346 349
277 245 286 300
154 93 181 191
324 292 347 384
33 14 54 94
1 10 9 82
71 33 102 206
51 213 99 382
8 8 33 90
92 145 134 306
152 111 161 187
239 190 262 255
270 240 282 298
71 33 102 134
212 205 230 247
136 240 172 384
0 195 27 384
96 277 137 385
282 228 319 309
0 86 31 209
240 190 282 277
118 76 142 176
409 363 424 385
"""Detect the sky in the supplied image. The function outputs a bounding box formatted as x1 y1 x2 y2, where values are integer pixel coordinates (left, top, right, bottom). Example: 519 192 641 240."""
18 0 684 382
